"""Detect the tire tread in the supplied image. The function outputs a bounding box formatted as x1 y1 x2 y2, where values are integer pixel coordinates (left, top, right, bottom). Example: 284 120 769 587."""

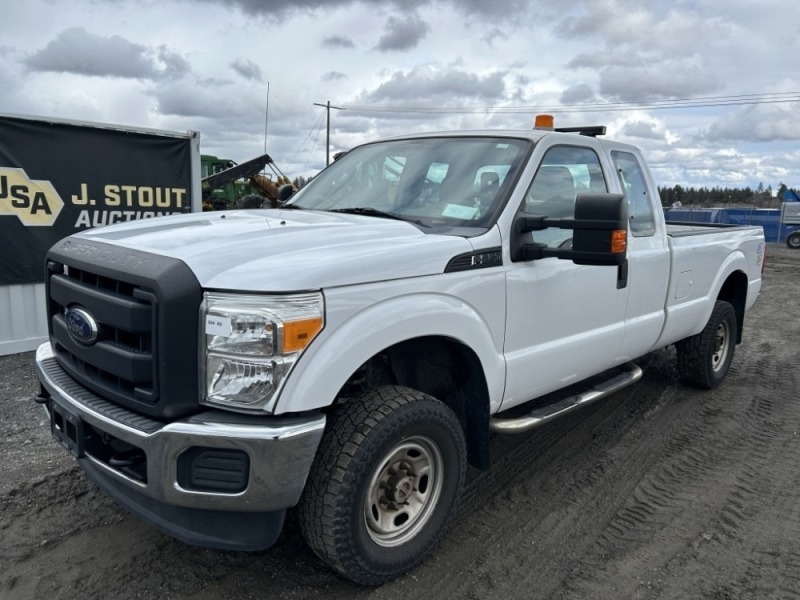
676 300 737 389
297 385 466 585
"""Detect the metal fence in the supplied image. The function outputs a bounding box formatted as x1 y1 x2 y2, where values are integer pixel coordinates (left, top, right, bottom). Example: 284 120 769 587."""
0 282 47 356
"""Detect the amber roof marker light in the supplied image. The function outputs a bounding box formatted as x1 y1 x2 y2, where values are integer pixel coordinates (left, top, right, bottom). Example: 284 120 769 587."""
533 114 555 130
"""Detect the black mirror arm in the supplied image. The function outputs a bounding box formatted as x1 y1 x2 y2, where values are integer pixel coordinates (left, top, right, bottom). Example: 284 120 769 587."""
515 214 549 232
516 243 622 264
516 215 627 234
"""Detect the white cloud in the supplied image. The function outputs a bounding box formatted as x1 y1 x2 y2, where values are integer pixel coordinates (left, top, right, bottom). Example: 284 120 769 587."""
621 120 663 140
375 14 431 52
560 83 595 105
230 58 263 82
24 28 190 80
0 0 799 188
322 35 356 49
705 103 800 142
598 61 720 101
191 0 535 21
357 65 508 105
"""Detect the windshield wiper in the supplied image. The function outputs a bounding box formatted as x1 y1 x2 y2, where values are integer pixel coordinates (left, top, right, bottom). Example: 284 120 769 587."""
328 207 429 227
279 203 304 209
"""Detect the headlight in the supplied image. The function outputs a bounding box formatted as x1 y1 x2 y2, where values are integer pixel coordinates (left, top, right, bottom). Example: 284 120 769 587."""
200 291 324 412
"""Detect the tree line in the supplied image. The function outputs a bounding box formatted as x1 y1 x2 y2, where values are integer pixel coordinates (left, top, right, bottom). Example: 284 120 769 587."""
292 175 314 189
658 182 796 208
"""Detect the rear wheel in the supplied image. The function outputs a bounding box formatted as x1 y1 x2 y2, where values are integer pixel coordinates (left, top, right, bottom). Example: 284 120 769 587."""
787 232 800 250
676 300 737 389
297 385 466 585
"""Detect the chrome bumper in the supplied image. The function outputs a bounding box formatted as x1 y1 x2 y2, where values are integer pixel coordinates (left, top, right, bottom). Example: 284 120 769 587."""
34 343 326 513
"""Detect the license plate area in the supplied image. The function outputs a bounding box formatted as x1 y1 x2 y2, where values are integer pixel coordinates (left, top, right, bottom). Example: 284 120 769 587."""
50 398 85 458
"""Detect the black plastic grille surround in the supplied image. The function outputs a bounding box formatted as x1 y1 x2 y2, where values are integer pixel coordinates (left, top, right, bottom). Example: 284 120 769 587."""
46 237 203 419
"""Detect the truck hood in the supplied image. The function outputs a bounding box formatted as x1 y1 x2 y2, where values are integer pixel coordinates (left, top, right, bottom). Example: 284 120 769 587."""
78 209 474 291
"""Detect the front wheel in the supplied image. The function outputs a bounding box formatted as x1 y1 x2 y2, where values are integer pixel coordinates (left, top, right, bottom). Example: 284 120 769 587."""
297 386 466 585
787 232 800 250
675 300 737 389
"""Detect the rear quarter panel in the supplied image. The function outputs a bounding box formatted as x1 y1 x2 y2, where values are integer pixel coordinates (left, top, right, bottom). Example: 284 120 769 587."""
656 225 764 347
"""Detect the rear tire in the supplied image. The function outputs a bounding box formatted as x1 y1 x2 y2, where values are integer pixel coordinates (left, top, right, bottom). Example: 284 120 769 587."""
297 385 466 585
787 232 800 250
676 300 737 389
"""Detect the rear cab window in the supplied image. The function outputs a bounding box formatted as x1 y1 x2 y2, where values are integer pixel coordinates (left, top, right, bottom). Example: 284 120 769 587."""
611 151 656 237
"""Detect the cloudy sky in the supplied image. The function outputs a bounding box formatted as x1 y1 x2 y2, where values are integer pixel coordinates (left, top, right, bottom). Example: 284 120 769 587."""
2 0 799 190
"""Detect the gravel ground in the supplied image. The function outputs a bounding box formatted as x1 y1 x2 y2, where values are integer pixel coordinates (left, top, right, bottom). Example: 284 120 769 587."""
1 244 798 599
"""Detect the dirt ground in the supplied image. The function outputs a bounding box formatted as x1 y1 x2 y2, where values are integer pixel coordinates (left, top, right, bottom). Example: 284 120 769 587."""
1 244 799 600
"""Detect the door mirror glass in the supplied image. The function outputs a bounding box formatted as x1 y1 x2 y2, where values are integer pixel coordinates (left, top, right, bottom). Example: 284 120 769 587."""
512 193 627 266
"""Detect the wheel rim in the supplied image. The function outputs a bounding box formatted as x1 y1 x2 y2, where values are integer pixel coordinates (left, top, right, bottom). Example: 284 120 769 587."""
711 319 731 372
364 436 444 548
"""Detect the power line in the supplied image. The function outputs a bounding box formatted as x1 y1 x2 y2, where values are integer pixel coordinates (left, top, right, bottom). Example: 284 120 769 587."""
313 101 345 166
337 91 800 115
294 108 325 167
263 81 270 157
303 112 327 174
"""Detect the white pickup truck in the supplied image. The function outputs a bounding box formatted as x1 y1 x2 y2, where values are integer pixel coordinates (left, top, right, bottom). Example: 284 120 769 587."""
34 120 765 584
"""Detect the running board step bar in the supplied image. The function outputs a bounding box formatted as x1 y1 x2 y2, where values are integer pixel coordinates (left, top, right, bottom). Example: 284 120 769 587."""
489 363 643 434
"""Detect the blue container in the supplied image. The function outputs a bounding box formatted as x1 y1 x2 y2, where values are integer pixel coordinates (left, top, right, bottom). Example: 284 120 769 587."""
664 207 799 242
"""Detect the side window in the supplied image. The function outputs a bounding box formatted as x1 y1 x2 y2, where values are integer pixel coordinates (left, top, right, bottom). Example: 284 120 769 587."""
523 146 607 248
612 151 655 237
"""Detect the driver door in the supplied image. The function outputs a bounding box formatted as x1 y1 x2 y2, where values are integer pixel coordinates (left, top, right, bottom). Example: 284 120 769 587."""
502 142 630 408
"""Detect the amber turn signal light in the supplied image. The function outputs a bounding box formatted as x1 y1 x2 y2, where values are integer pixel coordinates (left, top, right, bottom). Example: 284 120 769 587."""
282 317 324 353
611 229 627 253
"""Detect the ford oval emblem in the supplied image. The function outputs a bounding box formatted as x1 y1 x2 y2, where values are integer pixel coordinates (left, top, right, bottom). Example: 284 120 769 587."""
65 306 99 345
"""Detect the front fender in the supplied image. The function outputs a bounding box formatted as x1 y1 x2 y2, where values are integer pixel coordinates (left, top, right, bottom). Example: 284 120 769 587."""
273 292 506 414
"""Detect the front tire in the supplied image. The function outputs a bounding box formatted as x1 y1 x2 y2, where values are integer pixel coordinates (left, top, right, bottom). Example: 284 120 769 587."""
787 232 800 250
676 300 737 389
297 385 467 585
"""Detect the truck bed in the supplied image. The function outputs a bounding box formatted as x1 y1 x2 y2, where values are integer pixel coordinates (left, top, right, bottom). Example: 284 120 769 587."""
665 222 759 237
656 223 764 348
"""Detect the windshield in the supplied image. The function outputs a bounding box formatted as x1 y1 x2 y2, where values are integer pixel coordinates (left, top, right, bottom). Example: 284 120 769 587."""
288 136 531 231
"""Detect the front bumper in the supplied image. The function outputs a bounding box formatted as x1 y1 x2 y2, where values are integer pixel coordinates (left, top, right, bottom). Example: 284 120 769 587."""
34 343 326 550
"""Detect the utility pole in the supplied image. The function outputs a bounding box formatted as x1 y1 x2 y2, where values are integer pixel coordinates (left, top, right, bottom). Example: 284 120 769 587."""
313 101 343 166
264 81 270 157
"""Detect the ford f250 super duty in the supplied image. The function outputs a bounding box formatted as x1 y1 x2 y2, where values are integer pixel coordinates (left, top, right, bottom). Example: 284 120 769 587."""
34 118 765 584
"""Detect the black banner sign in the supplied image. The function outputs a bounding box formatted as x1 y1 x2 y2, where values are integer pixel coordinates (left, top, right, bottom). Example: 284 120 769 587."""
0 115 193 285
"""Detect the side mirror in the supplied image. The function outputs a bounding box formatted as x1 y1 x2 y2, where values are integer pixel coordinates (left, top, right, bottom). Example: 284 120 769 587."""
511 193 627 266
276 184 295 203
